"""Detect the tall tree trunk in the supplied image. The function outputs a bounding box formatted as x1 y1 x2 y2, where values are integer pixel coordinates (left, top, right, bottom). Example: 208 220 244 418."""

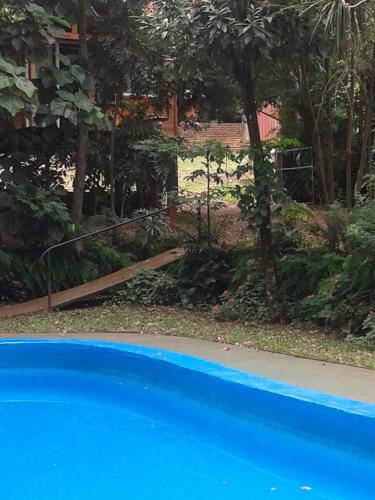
206 152 211 247
71 0 89 222
345 68 355 209
166 157 178 204
109 94 119 216
242 81 279 318
300 54 329 204
324 62 335 203
355 43 375 194
166 159 178 222
326 112 335 203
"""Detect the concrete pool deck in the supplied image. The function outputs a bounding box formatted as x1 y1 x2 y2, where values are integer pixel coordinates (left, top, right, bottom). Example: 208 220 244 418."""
2 331 374 404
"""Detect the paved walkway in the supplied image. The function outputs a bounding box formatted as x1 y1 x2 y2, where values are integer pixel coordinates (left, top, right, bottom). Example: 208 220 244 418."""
2 332 374 404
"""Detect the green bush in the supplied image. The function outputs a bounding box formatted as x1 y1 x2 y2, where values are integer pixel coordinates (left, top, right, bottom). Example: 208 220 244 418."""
347 312 375 351
112 269 179 306
113 246 231 308
215 257 269 322
277 249 345 302
171 246 230 307
272 202 319 252
272 200 375 336
215 201 375 340
0 184 71 249
0 241 132 302
324 202 347 251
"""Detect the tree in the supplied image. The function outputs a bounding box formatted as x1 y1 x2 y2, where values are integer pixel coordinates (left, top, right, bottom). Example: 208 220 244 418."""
0 1 67 122
265 0 375 206
184 140 233 247
0 0 110 221
300 0 375 207
69 0 89 222
89 0 169 215
144 0 287 315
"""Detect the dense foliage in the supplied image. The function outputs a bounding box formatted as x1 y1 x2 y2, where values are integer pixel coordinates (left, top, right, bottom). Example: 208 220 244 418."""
2 0 375 355
113 245 230 308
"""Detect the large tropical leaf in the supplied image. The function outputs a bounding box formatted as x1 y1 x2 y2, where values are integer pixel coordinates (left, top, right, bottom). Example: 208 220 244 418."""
70 65 86 84
13 76 36 99
56 89 75 102
50 98 70 115
0 75 12 90
74 91 94 112
0 57 24 76
0 94 25 117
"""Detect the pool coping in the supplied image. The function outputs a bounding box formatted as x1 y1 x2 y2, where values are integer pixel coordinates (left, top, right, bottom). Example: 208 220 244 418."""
1 331 373 403
1 337 374 419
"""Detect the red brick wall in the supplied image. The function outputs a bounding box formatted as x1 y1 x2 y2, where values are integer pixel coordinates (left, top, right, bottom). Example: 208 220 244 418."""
178 107 280 148
178 123 247 150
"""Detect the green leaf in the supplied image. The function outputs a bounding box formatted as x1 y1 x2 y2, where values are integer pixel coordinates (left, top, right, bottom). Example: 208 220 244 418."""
0 94 25 117
0 75 12 90
56 89 75 102
70 65 86 84
74 91 93 112
0 57 19 76
49 16 71 30
25 3 47 17
58 54 71 67
50 98 70 116
53 69 74 86
14 77 36 99
84 109 110 130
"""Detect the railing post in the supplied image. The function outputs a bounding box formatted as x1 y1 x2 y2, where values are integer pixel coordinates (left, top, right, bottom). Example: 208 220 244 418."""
47 251 52 313
40 206 176 312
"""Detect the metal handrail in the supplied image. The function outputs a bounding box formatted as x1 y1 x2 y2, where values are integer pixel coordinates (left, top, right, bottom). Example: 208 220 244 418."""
40 206 173 312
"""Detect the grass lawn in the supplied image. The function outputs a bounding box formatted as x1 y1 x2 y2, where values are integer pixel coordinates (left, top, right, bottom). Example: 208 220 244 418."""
0 303 373 369
178 156 248 196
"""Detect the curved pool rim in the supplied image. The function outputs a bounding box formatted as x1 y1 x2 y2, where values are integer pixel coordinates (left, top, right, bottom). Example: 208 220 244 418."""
1 337 373 416
0 338 374 500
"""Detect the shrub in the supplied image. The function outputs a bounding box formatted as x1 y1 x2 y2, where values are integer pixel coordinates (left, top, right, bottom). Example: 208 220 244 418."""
0 241 132 302
112 269 179 306
347 312 375 351
277 249 345 302
0 184 71 249
216 257 269 322
171 246 230 307
272 202 318 252
113 246 231 308
324 202 347 251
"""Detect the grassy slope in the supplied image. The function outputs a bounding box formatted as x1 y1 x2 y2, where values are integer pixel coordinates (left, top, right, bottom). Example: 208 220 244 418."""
0 303 373 368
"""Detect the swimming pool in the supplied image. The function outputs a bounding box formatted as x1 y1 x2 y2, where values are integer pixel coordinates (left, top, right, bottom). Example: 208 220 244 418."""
0 339 373 499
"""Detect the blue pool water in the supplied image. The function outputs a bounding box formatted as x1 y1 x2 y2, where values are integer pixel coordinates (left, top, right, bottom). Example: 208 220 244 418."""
0 340 373 499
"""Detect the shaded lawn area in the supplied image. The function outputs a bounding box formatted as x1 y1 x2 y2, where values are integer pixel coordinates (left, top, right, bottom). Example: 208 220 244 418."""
0 303 373 369
178 156 244 195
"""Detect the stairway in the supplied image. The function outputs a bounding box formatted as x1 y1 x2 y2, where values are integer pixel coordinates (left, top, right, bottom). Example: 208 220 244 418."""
0 248 184 319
